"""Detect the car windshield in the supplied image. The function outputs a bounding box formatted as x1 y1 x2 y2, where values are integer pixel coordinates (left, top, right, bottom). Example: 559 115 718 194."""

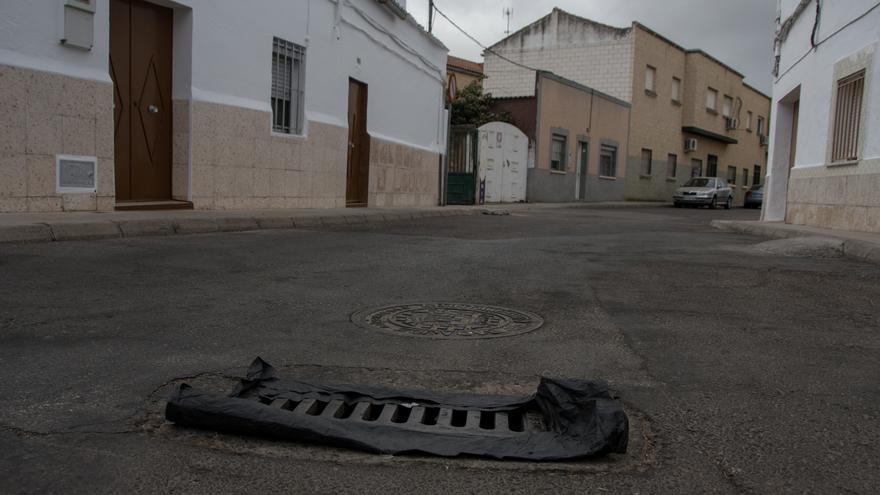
684 178 711 187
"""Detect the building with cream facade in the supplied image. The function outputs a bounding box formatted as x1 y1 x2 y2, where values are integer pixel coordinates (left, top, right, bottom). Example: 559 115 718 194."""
766 0 880 233
483 8 771 205
0 0 446 213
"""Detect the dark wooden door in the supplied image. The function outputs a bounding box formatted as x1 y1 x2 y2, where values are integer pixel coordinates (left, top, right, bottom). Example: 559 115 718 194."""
110 0 173 202
346 79 370 207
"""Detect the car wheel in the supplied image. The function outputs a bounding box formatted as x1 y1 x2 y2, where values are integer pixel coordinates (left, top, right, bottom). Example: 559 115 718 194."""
725 196 732 210
710 196 717 209
674 202 682 208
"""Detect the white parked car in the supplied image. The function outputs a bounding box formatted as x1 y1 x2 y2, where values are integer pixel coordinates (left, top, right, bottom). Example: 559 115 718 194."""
673 177 733 209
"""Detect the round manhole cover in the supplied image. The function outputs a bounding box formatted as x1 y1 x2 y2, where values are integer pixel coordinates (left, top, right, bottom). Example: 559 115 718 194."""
351 302 544 339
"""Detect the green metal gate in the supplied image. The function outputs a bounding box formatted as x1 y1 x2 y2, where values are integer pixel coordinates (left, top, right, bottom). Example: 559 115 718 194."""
446 125 478 205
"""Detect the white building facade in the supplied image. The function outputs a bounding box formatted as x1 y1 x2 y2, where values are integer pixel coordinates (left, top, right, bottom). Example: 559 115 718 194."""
766 0 880 232
0 0 446 212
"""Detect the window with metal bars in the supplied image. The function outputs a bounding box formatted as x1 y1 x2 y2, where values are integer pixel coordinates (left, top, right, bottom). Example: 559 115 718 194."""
550 134 567 171
831 70 865 162
271 37 305 134
599 144 617 177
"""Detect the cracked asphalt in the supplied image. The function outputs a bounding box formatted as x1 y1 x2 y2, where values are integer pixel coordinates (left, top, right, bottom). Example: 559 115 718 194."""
1 205 878 494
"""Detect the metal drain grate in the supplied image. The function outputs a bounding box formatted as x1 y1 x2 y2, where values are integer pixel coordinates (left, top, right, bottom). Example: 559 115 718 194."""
259 395 548 435
166 358 630 460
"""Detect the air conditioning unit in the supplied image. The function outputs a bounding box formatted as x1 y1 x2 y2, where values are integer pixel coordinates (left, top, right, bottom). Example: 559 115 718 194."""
725 117 738 130
684 138 698 152
759 134 768 146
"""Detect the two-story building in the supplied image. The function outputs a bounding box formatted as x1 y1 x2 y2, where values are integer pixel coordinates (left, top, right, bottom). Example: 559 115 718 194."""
483 8 771 205
766 0 880 233
0 0 447 213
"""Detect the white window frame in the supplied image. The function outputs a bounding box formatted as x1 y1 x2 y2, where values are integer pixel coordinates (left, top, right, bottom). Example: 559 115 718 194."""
671 77 681 103
599 144 617 178
645 65 656 94
830 69 866 163
706 88 717 111
550 134 567 171
722 95 733 118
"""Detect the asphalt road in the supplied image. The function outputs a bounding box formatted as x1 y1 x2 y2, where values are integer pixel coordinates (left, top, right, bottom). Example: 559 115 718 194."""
1 206 878 494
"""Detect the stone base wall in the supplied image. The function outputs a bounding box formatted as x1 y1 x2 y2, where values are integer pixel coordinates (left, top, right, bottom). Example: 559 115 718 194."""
786 159 880 233
189 101 438 209
368 137 439 207
0 64 114 212
188 101 347 210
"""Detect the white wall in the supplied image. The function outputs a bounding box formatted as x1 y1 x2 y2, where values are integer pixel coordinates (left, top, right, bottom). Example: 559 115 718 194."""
766 0 880 220
0 0 111 83
0 0 447 153
175 0 446 152
484 10 634 101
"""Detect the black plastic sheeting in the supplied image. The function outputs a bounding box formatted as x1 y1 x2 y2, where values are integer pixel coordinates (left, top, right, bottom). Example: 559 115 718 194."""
165 358 629 461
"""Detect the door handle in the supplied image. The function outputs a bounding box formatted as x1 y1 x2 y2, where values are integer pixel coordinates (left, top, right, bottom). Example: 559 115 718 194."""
148 104 159 114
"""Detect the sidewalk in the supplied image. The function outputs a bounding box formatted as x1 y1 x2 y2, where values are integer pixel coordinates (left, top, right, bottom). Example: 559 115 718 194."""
0 201 666 244
711 219 880 264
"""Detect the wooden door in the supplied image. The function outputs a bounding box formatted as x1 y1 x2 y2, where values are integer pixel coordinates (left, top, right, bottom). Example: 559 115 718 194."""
789 100 799 171
110 0 173 202
346 79 370 207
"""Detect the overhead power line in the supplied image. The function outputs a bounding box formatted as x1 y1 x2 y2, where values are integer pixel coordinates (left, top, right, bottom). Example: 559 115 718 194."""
430 2 540 72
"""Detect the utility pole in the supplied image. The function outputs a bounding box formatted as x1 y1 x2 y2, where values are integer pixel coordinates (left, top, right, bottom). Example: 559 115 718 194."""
428 0 434 33
503 7 512 35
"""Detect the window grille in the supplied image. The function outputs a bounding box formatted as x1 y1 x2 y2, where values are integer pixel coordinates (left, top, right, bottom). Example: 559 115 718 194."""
706 155 718 177
272 37 305 134
831 70 865 162
600 145 617 177
550 135 566 171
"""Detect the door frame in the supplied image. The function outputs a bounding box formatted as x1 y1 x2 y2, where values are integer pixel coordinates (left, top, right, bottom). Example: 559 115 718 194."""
575 138 589 200
110 0 175 203
346 78 370 207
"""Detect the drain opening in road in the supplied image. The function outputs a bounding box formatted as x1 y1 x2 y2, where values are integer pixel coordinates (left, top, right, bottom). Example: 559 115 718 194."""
165 357 629 461
350 302 545 339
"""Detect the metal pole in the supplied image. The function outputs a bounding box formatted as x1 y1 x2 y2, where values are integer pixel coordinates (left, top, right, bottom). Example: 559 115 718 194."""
428 0 434 33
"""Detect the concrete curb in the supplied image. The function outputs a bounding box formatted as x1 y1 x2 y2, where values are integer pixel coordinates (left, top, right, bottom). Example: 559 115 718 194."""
0 208 476 245
0 201 664 246
711 220 880 265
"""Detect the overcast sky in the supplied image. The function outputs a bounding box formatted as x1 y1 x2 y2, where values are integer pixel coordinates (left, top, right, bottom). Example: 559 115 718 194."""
407 0 776 94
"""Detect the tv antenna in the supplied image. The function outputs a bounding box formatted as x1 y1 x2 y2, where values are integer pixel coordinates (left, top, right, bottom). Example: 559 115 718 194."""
503 7 513 35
